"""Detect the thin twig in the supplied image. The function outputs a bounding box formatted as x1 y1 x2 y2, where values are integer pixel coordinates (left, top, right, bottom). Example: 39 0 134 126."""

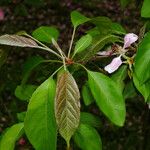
68 28 76 58
24 33 62 59
50 65 64 77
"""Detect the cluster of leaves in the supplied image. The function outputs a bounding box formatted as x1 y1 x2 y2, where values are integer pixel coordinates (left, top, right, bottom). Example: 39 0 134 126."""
0 8 150 150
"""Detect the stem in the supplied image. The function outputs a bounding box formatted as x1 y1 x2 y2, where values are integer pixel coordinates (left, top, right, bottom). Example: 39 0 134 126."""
68 28 76 58
35 46 62 59
50 65 64 77
52 38 67 70
66 146 70 150
43 60 63 63
74 63 88 71
24 33 62 59
52 38 67 58
66 141 70 150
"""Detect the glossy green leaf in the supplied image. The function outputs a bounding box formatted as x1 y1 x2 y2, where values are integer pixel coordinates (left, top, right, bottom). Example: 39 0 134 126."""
74 124 102 150
73 34 92 57
32 26 59 43
80 112 102 128
141 0 150 18
76 34 119 62
55 71 80 146
87 70 126 126
133 74 150 102
0 34 38 47
15 84 37 101
134 32 150 84
71 11 90 28
0 123 24 150
111 65 127 92
81 82 94 106
24 78 57 150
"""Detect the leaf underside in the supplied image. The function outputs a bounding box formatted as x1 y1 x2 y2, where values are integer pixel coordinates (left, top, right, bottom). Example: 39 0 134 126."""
0 34 38 47
55 71 80 146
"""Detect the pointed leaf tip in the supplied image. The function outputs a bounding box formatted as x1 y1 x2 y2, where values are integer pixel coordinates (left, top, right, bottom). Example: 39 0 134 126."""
87 70 126 126
55 71 80 145
71 11 90 28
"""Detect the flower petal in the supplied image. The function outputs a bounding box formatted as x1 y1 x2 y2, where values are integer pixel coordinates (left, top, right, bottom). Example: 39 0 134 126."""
97 50 113 56
123 33 138 49
104 56 123 73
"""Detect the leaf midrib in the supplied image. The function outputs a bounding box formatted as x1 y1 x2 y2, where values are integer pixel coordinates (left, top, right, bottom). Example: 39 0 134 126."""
89 72 121 117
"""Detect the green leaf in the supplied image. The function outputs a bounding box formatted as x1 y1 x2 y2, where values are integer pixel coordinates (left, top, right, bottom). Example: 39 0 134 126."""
32 26 59 43
71 11 90 28
111 23 126 34
91 16 112 35
81 82 94 106
55 71 80 147
0 34 39 47
141 0 150 18
21 56 44 85
73 34 92 57
111 65 127 92
134 32 150 84
17 111 26 122
76 34 119 62
80 112 102 128
24 78 57 150
74 124 102 150
87 70 126 126
0 123 24 150
90 17 125 35
15 84 37 101
86 27 100 36
123 81 137 100
133 74 150 102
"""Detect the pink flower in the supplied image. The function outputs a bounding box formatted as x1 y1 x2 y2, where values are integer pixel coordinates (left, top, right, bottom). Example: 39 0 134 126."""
0 8 4 21
123 33 138 49
97 50 113 56
103 33 138 73
104 56 123 73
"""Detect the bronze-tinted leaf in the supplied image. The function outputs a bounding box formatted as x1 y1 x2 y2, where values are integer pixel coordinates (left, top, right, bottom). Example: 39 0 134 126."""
0 34 38 47
55 71 80 147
